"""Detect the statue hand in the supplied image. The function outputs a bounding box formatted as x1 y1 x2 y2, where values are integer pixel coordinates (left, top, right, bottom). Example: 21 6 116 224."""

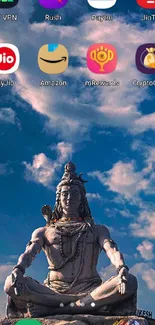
117 267 129 295
11 268 27 296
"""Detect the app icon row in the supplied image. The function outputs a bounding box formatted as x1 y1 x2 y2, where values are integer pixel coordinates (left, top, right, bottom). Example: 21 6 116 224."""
1 43 155 75
0 0 155 9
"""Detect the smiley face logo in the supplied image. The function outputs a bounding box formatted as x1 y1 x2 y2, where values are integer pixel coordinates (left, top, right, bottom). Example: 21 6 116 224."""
38 44 68 74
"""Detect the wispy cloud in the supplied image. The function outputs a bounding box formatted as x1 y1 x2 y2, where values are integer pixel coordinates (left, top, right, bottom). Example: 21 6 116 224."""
87 193 102 201
0 108 16 124
23 142 73 187
0 265 13 284
99 265 116 282
0 108 20 129
131 263 155 291
136 240 154 261
88 162 149 200
130 211 155 239
0 163 13 176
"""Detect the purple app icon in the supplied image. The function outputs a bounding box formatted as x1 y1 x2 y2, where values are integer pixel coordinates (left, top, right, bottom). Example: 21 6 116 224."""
136 43 155 74
39 0 69 9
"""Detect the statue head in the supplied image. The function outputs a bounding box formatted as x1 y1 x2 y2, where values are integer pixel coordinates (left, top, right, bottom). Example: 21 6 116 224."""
52 162 93 223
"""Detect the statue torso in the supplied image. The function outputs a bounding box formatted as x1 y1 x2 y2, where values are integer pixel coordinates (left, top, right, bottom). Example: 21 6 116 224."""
43 222 101 283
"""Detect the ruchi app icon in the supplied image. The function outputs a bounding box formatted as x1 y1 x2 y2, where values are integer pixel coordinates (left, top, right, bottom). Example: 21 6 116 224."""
136 44 155 74
137 0 155 9
87 44 117 74
39 0 68 9
0 44 20 74
38 44 68 74
87 0 117 9
0 0 18 9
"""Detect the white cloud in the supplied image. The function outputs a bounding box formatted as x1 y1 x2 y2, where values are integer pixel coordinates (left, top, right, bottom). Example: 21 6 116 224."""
87 193 102 201
88 161 149 199
23 153 57 187
132 113 155 135
137 240 154 261
130 211 155 239
50 142 73 163
23 142 73 187
99 265 116 282
130 263 155 292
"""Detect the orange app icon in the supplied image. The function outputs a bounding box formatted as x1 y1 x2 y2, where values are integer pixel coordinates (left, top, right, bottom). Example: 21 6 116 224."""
87 43 117 74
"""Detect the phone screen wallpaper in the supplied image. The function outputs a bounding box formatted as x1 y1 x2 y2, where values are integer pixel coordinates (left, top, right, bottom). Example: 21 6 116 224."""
0 0 155 318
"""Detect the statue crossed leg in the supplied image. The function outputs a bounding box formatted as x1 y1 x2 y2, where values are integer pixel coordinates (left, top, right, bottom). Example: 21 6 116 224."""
4 272 137 317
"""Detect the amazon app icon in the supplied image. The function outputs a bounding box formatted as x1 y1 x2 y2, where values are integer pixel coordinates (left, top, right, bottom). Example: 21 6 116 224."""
38 44 68 74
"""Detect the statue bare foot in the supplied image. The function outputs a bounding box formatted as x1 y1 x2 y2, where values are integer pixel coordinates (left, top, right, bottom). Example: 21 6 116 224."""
6 297 26 319
27 302 55 318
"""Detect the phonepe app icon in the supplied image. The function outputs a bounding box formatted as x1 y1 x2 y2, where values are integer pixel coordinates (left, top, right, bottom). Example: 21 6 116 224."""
0 0 18 8
0 44 20 74
87 0 117 9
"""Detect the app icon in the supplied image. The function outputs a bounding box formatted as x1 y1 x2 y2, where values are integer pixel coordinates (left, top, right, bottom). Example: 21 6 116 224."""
137 0 155 9
39 0 68 9
136 44 155 74
87 44 117 74
87 0 117 9
0 44 20 74
0 0 18 8
38 44 68 74
15 320 42 325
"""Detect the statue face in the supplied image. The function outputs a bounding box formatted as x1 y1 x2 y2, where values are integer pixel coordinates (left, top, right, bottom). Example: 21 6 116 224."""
60 185 81 215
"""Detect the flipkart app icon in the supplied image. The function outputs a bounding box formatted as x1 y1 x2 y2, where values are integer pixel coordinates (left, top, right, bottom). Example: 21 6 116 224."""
38 44 68 74
88 0 117 9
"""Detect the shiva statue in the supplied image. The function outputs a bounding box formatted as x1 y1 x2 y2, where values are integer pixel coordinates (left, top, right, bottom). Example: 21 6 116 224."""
4 162 138 318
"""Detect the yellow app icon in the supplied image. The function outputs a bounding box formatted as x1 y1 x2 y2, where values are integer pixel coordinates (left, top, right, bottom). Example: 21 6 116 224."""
38 44 68 74
88 0 117 9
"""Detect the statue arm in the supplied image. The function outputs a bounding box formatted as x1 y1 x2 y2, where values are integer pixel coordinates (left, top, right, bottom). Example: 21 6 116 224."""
97 225 126 270
13 227 45 273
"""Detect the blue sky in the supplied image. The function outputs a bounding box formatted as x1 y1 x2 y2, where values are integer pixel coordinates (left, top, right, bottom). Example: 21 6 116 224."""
0 0 155 317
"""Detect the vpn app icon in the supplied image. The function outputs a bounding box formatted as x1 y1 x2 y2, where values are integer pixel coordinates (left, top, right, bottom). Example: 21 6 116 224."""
87 0 117 9
87 44 117 74
0 0 18 8
137 0 155 9
136 44 155 74
39 0 68 9
0 44 20 74
38 44 68 74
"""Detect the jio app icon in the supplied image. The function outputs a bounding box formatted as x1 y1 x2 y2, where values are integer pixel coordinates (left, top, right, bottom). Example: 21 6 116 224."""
0 0 18 8
39 0 69 9
87 0 117 9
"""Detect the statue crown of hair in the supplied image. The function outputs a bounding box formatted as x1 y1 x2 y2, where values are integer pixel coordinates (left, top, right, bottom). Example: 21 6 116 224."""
57 161 88 192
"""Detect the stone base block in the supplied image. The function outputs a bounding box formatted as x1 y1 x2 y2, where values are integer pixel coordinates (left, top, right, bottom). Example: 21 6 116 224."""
0 315 154 325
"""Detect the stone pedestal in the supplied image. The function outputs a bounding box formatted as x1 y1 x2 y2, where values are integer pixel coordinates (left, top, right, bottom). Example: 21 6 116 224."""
0 315 154 325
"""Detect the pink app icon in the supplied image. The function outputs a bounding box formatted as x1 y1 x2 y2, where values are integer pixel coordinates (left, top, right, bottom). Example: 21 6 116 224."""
87 43 117 74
